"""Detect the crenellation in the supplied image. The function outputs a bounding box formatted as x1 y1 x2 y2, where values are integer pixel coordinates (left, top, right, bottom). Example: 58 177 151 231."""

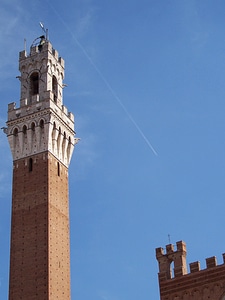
20 98 28 107
62 105 68 115
177 241 186 252
166 244 174 254
30 45 39 56
52 48 59 60
68 112 74 122
156 241 225 300
31 94 39 103
19 50 26 60
156 247 164 257
15 109 21 117
58 57 65 68
189 261 200 273
45 41 52 53
206 256 217 268
8 102 16 111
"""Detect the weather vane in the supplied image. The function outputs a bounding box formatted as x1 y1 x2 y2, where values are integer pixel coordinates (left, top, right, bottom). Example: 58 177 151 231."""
39 22 48 40
30 22 49 49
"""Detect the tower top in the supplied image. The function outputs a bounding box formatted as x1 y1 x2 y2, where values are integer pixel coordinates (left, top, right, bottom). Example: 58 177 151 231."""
6 37 78 167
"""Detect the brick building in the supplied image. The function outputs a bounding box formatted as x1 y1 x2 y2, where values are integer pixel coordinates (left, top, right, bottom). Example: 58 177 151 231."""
5 34 78 299
156 241 225 299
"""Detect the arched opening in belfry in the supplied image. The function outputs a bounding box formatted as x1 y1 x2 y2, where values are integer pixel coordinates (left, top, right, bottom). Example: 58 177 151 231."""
39 119 45 147
39 119 44 129
31 122 36 151
52 122 57 154
57 127 61 155
22 125 27 135
22 125 27 147
13 128 19 148
171 261 175 278
52 75 58 102
165 259 173 280
62 132 67 161
30 72 39 96
31 122 35 131
13 128 18 136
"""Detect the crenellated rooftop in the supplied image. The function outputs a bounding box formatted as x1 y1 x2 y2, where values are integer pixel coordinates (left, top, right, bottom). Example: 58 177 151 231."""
156 240 225 280
156 241 225 299
7 94 74 124
19 41 65 68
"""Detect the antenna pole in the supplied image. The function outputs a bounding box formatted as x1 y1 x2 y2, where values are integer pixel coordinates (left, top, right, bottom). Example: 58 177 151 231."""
24 38 27 53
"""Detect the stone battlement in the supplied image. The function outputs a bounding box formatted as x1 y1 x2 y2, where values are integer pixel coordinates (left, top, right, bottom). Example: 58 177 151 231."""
19 41 65 68
7 94 74 123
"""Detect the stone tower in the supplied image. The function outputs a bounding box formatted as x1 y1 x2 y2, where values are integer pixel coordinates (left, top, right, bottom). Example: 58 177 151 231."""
156 241 225 299
6 35 78 299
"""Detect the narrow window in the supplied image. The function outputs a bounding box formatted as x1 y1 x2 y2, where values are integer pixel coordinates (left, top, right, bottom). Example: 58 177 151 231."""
30 72 39 96
67 136 71 164
52 75 58 102
57 162 60 176
29 158 33 172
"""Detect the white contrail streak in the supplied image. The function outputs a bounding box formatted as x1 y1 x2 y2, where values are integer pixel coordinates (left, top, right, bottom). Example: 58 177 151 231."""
45 1 158 156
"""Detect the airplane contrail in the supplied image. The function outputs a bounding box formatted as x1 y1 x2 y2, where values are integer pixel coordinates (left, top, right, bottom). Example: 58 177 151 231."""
45 1 158 156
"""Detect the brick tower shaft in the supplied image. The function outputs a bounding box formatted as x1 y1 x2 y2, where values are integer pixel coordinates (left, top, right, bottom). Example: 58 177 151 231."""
9 153 70 299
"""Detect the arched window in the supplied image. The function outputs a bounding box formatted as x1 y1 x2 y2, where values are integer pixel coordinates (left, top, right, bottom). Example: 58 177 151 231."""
52 75 58 102
13 128 18 136
31 122 35 131
13 128 19 150
30 72 39 96
57 127 61 152
22 125 27 135
39 119 44 128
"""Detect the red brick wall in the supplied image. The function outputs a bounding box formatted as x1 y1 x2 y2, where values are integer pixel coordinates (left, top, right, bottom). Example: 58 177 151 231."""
9 152 71 300
159 265 225 299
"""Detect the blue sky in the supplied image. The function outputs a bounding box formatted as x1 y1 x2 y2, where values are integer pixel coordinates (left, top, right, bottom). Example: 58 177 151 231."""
1 0 225 299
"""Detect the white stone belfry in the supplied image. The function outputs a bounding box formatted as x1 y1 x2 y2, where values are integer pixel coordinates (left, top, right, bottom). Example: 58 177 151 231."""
6 39 78 167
